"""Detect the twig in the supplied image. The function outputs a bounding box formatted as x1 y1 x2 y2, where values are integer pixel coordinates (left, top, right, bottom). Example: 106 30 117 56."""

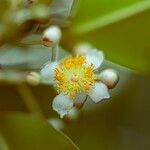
0 70 51 85
51 45 59 62
0 130 10 150
17 84 44 118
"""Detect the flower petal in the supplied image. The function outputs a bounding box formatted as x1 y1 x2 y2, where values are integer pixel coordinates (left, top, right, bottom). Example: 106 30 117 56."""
52 93 74 118
88 82 110 103
40 61 58 83
85 49 104 69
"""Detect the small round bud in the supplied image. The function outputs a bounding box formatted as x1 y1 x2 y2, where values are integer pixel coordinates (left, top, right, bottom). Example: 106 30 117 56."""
74 101 84 109
43 25 61 47
74 92 87 109
73 43 92 55
48 118 64 130
26 72 40 86
99 69 119 89
63 108 78 121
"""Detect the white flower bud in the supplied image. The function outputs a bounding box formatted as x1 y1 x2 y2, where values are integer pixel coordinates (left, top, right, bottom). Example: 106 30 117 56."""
99 69 119 89
73 43 92 55
26 72 40 86
48 118 64 130
43 25 62 47
63 108 78 121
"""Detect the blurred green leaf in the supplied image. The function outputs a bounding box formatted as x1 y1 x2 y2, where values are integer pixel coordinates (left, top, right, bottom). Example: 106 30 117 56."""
0 113 78 150
64 72 150 150
0 0 9 19
63 0 150 73
38 0 52 5
71 0 149 33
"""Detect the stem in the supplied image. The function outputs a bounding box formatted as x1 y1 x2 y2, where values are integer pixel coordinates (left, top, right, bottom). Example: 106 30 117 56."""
0 130 10 150
59 131 80 150
17 84 44 118
51 44 59 62
0 70 54 85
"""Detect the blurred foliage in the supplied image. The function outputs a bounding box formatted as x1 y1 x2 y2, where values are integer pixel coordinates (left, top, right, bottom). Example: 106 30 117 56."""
0 0 74 45
0 0 79 149
0 0 150 149
0 113 78 150
62 0 150 73
64 72 150 150
0 0 52 45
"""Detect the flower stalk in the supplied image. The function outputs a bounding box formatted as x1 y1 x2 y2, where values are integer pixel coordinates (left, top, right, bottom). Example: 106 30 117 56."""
0 130 10 150
51 44 59 62
17 84 44 118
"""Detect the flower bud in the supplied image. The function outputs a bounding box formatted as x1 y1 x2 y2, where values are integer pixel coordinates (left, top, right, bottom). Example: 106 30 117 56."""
74 92 87 109
48 118 64 130
99 69 119 89
26 72 40 86
63 108 78 121
73 43 92 55
43 25 61 47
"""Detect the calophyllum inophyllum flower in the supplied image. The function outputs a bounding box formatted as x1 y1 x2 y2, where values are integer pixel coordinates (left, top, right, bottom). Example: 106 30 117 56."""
41 49 111 118
40 26 119 118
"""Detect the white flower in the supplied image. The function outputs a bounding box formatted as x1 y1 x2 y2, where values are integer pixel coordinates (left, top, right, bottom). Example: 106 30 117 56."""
41 49 110 118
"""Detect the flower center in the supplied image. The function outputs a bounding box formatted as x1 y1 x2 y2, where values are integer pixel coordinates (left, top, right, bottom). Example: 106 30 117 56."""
71 74 79 82
54 55 95 98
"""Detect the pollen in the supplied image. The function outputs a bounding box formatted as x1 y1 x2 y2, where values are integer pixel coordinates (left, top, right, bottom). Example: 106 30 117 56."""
54 55 95 98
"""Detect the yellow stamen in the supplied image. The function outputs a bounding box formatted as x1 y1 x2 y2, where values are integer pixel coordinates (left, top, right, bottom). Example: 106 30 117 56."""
54 55 95 98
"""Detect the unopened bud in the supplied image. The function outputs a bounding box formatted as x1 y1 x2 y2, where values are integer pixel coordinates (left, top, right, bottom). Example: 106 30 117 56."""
74 92 87 109
48 118 64 130
26 72 40 86
99 69 119 89
73 43 92 55
74 101 84 109
43 26 61 47
63 108 78 121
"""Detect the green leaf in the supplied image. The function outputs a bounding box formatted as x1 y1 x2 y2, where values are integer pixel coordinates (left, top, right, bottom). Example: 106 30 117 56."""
0 0 9 19
0 113 78 150
63 0 150 73
71 0 150 34
64 70 150 150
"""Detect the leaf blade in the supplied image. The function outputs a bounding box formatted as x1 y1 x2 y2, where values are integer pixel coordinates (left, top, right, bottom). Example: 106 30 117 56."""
0 113 78 150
